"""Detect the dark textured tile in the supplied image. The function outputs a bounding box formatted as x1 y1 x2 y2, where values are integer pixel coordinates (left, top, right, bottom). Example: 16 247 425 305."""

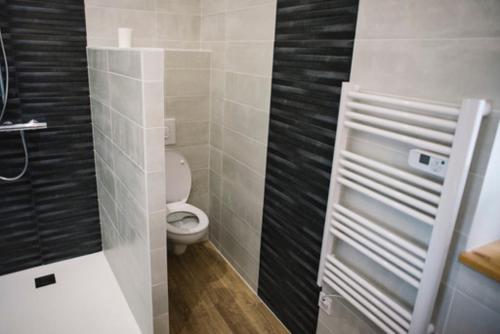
258 1 359 333
0 0 100 275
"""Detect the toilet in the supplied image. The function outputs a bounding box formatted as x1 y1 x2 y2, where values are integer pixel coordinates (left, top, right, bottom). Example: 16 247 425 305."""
165 151 209 255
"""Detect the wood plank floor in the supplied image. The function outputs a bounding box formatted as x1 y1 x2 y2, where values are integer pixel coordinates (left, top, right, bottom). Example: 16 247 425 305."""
168 242 290 334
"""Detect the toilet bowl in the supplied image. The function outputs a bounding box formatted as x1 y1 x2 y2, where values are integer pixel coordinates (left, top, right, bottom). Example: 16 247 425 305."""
165 151 209 255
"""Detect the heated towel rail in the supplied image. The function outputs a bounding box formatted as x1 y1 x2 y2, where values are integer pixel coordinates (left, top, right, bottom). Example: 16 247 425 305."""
317 83 491 334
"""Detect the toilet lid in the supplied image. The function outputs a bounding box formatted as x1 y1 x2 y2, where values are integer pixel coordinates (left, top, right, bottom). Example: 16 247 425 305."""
165 151 191 203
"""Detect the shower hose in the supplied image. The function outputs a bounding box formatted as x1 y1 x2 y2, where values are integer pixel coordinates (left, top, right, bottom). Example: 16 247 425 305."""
0 28 29 182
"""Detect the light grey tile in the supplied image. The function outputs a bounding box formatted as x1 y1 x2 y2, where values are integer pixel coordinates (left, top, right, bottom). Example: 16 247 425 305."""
441 232 467 288
153 40 200 49
108 49 142 79
155 0 200 14
145 127 165 172
201 0 225 15
356 0 459 39
223 128 267 175
209 170 222 198
210 69 225 98
201 13 225 41
85 0 155 10
209 192 222 223
225 41 274 76
101 206 153 334
114 178 148 240
165 50 211 69
90 98 112 136
112 111 145 168
113 145 147 208
86 38 115 48
129 38 156 47
459 38 500 108
433 284 454 334
210 123 223 149
316 320 334 334
188 192 209 214
225 72 271 111
223 100 269 143
210 96 224 125
95 153 116 197
470 111 500 176
156 13 201 41
445 291 500 334
143 81 165 128
351 39 463 106
88 68 109 105
98 182 117 224
100 204 118 252
221 205 260 256
114 211 149 273
142 50 164 81
165 69 210 97
455 264 500 313
87 48 107 71
147 171 166 213
200 41 225 69
226 0 275 11
316 296 378 334
153 313 170 334
221 179 263 234
150 248 167 285
209 217 220 245
109 73 143 125
219 226 259 288
152 283 169 316
459 0 500 38
165 96 210 121
85 7 156 41
93 127 114 168
167 144 209 170
222 153 265 200
175 121 209 146
209 146 222 173
191 168 209 196
455 173 484 236
226 3 276 41
149 210 167 250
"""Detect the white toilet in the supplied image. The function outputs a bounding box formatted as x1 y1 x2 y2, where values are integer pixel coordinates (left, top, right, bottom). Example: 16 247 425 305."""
165 150 209 255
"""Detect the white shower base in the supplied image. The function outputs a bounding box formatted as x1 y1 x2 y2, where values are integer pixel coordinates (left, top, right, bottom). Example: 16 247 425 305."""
0 252 141 334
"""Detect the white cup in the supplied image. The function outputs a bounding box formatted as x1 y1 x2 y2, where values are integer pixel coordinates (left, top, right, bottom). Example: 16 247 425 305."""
118 28 132 48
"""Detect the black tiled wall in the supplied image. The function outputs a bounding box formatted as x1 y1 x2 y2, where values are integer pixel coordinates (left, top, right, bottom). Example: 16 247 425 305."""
258 1 359 333
0 0 101 276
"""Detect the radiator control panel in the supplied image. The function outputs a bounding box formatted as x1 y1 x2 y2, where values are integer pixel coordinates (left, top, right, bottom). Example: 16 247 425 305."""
408 149 448 177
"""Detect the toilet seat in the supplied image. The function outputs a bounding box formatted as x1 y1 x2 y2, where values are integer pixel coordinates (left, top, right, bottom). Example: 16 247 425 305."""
166 202 208 235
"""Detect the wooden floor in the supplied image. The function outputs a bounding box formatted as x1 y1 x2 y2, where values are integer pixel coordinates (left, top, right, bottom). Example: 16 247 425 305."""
168 242 289 334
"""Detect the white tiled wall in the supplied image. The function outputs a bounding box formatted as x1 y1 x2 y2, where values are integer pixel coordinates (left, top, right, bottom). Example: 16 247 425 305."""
317 1 500 334
84 0 201 48
200 0 276 291
164 49 212 213
87 47 168 334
